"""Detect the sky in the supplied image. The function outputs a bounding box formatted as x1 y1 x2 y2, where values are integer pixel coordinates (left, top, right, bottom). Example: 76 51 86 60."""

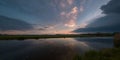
0 0 117 34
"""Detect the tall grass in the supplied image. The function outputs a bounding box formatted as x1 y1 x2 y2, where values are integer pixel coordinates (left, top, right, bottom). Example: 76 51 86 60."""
74 48 120 60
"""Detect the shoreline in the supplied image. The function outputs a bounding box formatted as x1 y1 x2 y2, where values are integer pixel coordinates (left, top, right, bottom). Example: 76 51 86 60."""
0 33 113 40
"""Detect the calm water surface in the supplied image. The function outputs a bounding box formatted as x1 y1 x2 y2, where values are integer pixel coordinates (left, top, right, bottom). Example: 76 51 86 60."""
0 37 114 60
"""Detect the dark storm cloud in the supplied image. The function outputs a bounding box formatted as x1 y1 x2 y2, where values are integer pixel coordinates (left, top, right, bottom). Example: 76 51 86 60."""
74 0 120 33
86 14 120 28
101 0 120 14
0 15 33 31
74 24 120 32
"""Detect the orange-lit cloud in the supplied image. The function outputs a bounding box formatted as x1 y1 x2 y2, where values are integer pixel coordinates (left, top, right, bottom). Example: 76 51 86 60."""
65 20 76 27
53 29 75 34
59 0 86 29
71 7 78 14
64 7 78 28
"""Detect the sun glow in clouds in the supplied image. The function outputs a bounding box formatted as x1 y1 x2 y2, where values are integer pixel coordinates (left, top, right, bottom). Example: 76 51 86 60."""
64 7 79 28
65 20 76 27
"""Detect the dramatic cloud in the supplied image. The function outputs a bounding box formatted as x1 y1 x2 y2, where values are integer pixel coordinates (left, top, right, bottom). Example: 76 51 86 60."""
0 0 86 27
58 0 87 28
74 0 120 33
64 7 78 27
0 15 33 31
0 0 110 34
101 0 120 14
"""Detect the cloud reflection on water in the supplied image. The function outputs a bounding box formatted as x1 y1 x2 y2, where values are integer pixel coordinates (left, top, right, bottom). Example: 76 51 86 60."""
0 37 113 60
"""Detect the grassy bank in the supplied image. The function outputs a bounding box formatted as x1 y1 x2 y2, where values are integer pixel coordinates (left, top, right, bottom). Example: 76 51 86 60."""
0 33 113 40
74 48 120 60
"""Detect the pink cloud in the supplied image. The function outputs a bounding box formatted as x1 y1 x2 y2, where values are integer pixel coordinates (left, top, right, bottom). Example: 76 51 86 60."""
64 7 78 28
60 2 66 8
65 20 76 27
